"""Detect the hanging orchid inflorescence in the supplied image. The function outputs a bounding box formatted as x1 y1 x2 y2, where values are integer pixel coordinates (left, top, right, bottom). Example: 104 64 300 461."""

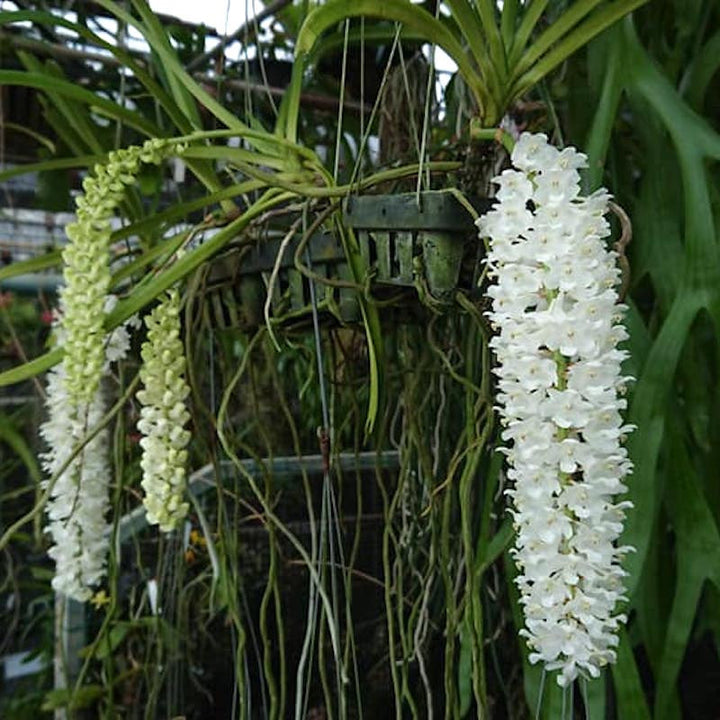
41 298 137 600
41 139 185 601
477 132 634 686
136 286 191 532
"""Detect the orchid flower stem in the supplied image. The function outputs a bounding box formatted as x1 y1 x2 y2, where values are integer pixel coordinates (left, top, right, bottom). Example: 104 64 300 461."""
469 123 516 154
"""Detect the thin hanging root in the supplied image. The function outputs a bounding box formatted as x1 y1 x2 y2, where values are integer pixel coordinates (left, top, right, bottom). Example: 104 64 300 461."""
216 331 346 689
264 217 304 351
609 200 632 301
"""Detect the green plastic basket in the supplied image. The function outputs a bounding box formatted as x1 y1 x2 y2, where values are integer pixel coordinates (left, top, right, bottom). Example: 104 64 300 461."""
205 230 359 329
206 191 489 330
343 191 489 301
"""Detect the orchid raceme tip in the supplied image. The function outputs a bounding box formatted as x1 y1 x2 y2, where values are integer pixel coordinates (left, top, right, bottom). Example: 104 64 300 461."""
477 132 634 686
137 287 191 532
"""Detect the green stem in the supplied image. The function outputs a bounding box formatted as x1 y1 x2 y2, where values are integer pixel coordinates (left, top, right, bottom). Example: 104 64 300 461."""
440 474 457 720
469 123 516 154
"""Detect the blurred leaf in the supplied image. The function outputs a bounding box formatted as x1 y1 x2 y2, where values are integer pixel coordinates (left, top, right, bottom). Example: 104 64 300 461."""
293 0 486 129
0 251 63 283
95 0 243 132
0 155 100 184
30 567 54 581
136 165 163 197
582 672 606 720
512 0 650 98
654 421 720 719
0 70 159 136
475 518 512 575
35 167 71 212
0 415 41 484
2 121 55 153
90 623 131 660
41 685 104 711
613 627 652 720
615 18 720 604
503 551 564 718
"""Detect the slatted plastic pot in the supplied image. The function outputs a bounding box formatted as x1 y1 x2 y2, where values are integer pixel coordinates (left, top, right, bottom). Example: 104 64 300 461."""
205 230 360 330
206 191 489 330
343 191 490 302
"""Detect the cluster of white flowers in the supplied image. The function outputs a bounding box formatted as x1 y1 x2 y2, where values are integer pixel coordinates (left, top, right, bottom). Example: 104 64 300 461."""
137 287 191 532
41 299 137 600
41 360 111 600
477 133 634 686
41 139 183 601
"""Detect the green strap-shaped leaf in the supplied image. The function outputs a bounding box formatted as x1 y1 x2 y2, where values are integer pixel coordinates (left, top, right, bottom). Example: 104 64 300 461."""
684 28 720 110
104 189 292 329
18 51 106 156
0 251 62 285
511 0 650 100
514 0 605 77
293 0 486 122
0 9 195 135
623 302 695 598
0 155 101 184
470 0 506 76
653 424 720 720
445 0 502 110
0 188 293 388
619 17 720 601
93 0 247 134
502 551 566 717
110 181 263 245
0 415 41 484
2 9 234 197
500 0 520 50
182 145 296 171
309 24 427 58
582 673 606 720
612 628 652 720
0 70 159 136
0 347 63 386
476 518 512 576
1 121 56 153
584 24 624 190
508 0 549 67
129 0 203 129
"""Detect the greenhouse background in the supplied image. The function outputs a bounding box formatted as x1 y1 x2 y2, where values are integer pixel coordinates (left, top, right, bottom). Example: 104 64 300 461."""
1 0 719 718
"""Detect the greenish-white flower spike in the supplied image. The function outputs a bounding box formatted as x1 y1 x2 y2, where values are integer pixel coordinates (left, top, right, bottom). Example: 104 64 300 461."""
42 138 185 601
61 139 183 405
137 287 191 532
